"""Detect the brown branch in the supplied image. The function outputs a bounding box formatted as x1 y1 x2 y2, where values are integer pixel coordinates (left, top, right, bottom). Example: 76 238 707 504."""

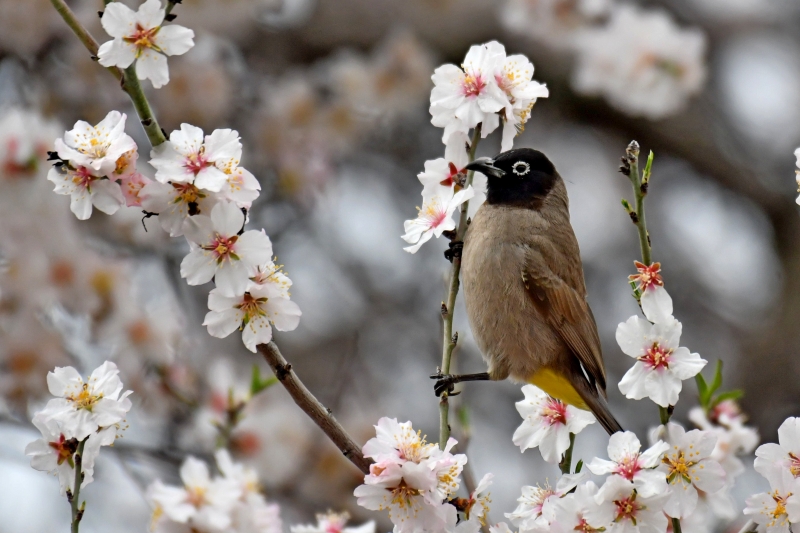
258 341 371 475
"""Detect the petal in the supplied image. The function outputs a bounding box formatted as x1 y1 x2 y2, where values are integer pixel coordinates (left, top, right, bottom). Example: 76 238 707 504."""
180 249 216 286
97 39 136 68
663 480 698 518
136 50 169 88
203 129 242 163
607 431 642 461
235 230 273 266
180 456 210 488
210 201 244 237
618 361 651 400
267 297 301 331
242 316 273 352
204 308 242 339
155 25 195 56
193 165 228 192
615 316 651 358
644 369 682 407
135 0 165 29
214 260 251 297
90 180 125 215
669 348 707 380
100 1 136 38
182 215 215 245
641 286 674 324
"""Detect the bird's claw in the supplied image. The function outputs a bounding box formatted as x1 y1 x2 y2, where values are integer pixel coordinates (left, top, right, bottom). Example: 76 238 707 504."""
433 375 458 397
444 241 463 263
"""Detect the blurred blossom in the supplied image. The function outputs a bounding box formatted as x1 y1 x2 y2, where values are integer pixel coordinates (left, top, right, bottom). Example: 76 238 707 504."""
0 107 61 180
290 511 374 533
572 5 706 119
261 0 317 29
500 0 611 50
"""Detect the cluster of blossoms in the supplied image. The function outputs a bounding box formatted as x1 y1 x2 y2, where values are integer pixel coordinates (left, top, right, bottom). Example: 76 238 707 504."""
500 1 707 119
25 362 132 494
402 40 548 252
148 449 283 533
354 417 492 533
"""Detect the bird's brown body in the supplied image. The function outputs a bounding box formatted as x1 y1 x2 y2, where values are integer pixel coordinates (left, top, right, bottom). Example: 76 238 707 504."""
458 151 622 434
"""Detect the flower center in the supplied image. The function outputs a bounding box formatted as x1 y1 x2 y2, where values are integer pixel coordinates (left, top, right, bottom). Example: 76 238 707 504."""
789 453 800 478
202 233 239 263
462 72 486 98
769 491 791 524
67 383 102 410
663 451 695 484
124 24 161 53
639 343 671 370
614 454 642 481
629 261 663 292
574 517 601 532
186 486 206 508
71 166 98 188
614 495 641 523
390 479 421 508
420 198 448 229
541 398 568 426
171 182 207 211
48 434 79 466
184 150 210 176
235 293 267 325
439 162 462 188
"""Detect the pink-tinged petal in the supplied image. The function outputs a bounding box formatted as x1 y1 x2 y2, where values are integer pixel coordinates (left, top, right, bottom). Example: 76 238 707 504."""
615 316 652 358
641 285 673 324
193 165 228 192
268 298 301 331
155 24 194 56
203 129 242 163
668 347 706 380
135 0 165 29
136 50 169 88
100 1 136 38
242 316 273 352
90 180 125 215
210 201 244 236
236 230 274 266
180 249 216 286
203 308 241 338
97 39 137 68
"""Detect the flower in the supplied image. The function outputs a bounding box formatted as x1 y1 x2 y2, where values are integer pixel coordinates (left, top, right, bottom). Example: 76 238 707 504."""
402 186 474 253
221 166 261 209
500 0 612 50
551 481 606 533
291 512 375 533
148 455 242 532
25 414 117 494
140 180 218 236
150 124 242 192
47 163 126 220
629 261 674 324
755 417 800 487
181 201 273 296
38 361 132 441
0 107 61 179
215 449 283 533
54 111 136 175
616 316 707 407
744 469 800 533
492 51 549 151
572 5 706 119
587 431 669 498
418 132 471 200
362 417 439 464
588 476 670 533
656 423 726 518
688 403 759 479
120 172 151 207
429 41 509 140
97 0 195 89
512 384 595 463
461 473 493 525
506 473 585 529
203 282 301 353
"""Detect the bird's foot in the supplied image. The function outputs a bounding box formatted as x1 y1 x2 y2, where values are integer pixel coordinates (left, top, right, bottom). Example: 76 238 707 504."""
444 241 463 263
430 372 461 397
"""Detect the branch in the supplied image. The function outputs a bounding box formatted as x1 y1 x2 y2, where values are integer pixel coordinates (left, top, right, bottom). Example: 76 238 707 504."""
257 341 371 475
438 125 481 449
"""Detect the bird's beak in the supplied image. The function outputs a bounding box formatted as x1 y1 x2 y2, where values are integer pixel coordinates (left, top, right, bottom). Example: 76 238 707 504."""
465 157 505 178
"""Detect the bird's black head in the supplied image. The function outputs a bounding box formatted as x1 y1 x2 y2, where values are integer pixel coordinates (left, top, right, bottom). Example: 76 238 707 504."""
465 148 557 208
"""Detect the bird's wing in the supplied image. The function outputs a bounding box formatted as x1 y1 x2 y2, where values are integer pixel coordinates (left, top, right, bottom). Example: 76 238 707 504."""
521 248 607 392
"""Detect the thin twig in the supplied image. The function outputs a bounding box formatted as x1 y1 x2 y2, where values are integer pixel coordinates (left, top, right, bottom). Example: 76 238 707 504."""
258 342 371 475
70 439 87 533
438 125 482 449
736 520 756 533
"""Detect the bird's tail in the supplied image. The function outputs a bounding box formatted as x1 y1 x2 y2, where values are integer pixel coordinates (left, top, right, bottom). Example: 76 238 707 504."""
575 382 624 435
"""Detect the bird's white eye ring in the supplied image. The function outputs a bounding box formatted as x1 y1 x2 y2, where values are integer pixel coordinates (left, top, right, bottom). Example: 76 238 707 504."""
512 161 530 176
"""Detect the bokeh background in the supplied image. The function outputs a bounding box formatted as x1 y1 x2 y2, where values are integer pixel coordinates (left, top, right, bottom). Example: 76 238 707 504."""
1 0 799 531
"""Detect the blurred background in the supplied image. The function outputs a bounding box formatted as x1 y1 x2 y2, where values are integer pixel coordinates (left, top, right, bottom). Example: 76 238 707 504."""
1 0 799 531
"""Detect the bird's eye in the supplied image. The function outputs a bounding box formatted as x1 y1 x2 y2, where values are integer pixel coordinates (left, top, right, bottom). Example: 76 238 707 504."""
512 161 530 176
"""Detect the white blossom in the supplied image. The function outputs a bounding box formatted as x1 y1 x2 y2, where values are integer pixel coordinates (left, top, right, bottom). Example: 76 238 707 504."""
291 512 374 533
418 132 471 200
492 51 549 151
512 384 595 463
203 282 301 353
506 473 585 530
628 261 673 324
38 361 132 441
588 431 669 498
551 481 607 533
656 423 726 518
402 186 474 253
616 316 706 407
140 180 218 237
150 124 242 192
744 469 800 533
54 111 136 175
755 417 800 488
181 201 273 296
500 0 612 50
588 476 669 533
572 5 706 119
47 164 125 220
98 0 195 89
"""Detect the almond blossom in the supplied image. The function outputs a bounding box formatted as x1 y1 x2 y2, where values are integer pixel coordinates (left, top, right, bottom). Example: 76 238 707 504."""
141 180 218 236
97 0 195 89
506 473 585 529
291 511 375 533
418 132 471 200
47 163 126 220
588 476 670 533
54 110 136 175
215 449 283 533
38 361 133 441
181 201 273 296
512 384 595 463
150 124 242 192
616 316 707 407
203 282 301 353
587 431 669 498
402 186 474 253
550 481 607 533
655 423 726 518
629 261 674 324
754 417 800 488
492 51 549 151
744 469 800 533
119 171 151 207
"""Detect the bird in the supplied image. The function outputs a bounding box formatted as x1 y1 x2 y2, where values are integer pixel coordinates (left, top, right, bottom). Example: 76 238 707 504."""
432 147 623 435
